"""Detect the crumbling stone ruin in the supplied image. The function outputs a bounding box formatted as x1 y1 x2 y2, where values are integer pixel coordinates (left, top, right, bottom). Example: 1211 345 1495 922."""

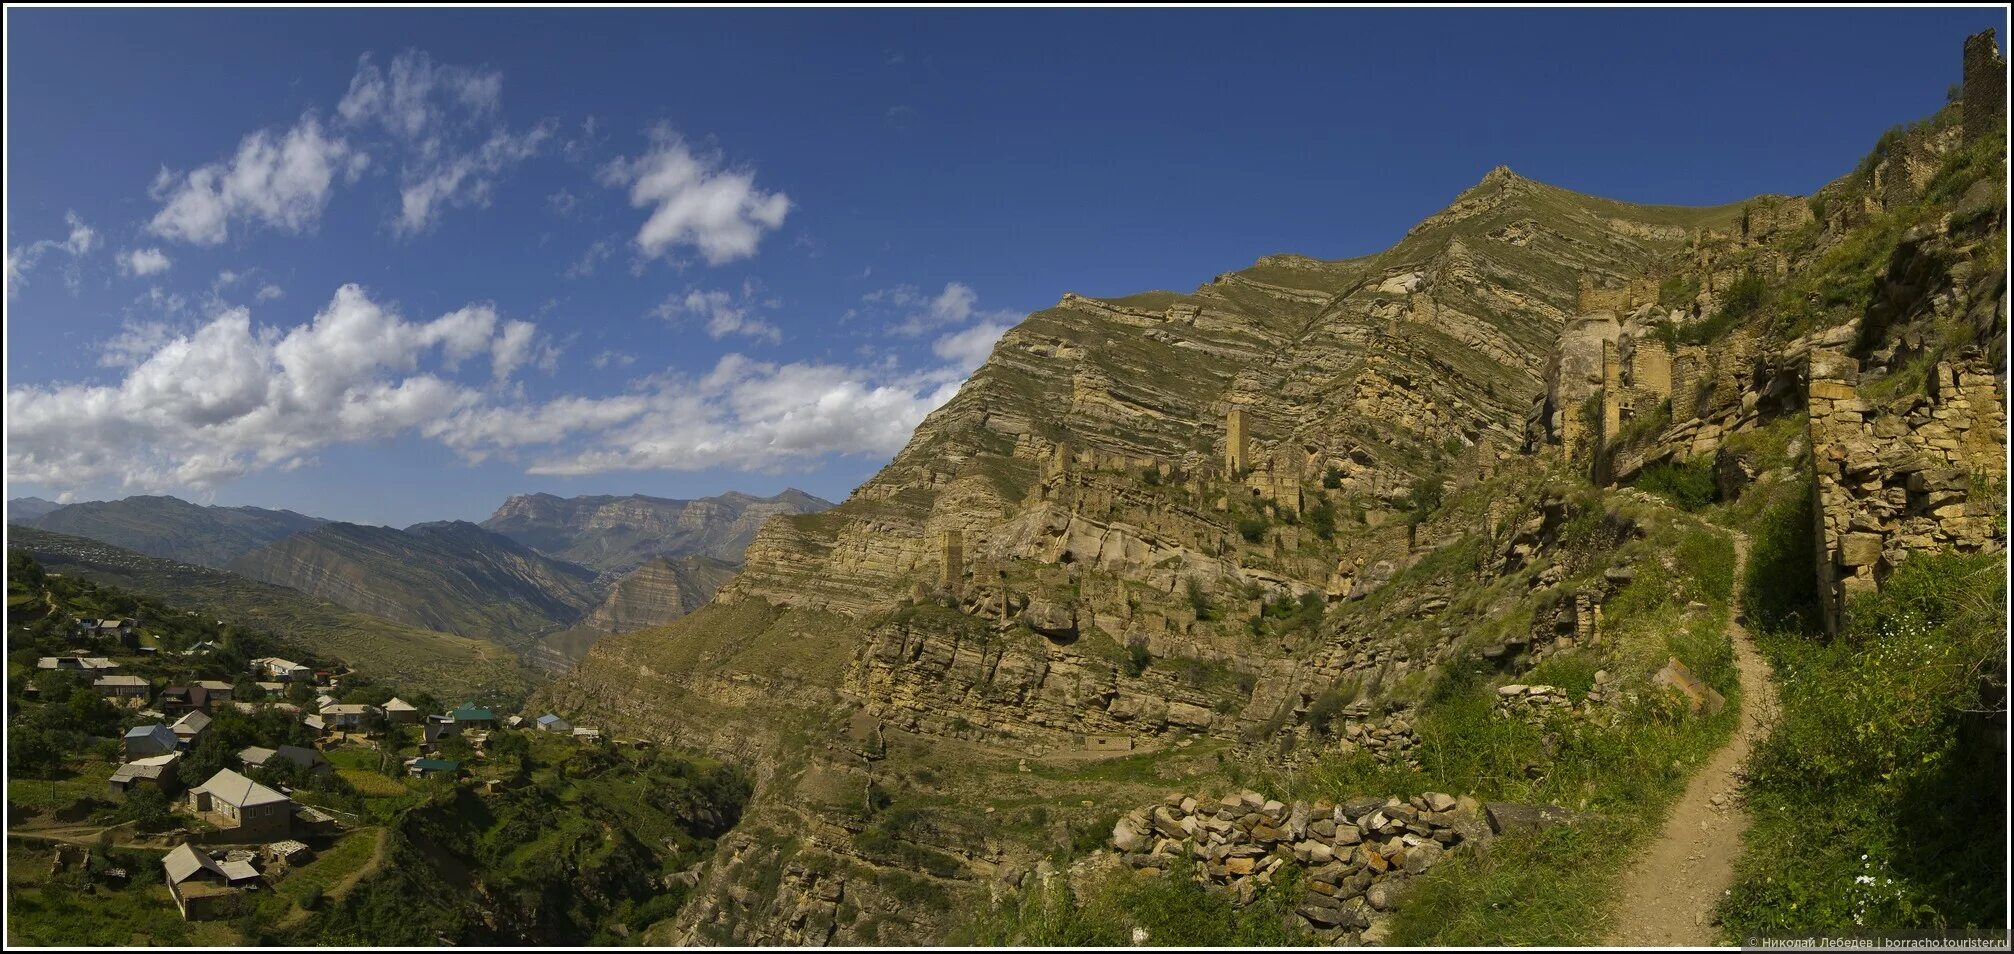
1806 348 2006 633
1109 789 1487 941
1964 29 2006 145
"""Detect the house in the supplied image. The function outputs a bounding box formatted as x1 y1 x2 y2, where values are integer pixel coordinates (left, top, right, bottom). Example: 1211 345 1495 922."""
320 703 381 732
314 693 337 711
158 686 197 714
264 840 313 866
238 745 332 775
193 680 235 702
124 723 179 758
448 703 496 729
76 618 136 641
535 714 572 733
163 844 238 921
423 714 460 744
170 710 212 746
254 681 287 696
186 768 293 840
405 757 460 779
571 727 603 744
108 752 182 795
504 714 526 729
382 697 420 724
38 656 120 674
251 657 311 682
301 714 327 736
95 674 150 701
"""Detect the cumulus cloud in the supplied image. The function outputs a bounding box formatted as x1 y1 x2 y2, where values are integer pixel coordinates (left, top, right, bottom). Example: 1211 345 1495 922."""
148 115 366 245
6 212 98 297
119 248 172 277
6 284 547 491
601 127 791 266
653 281 784 344
931 319 1012 372
427 353 965 476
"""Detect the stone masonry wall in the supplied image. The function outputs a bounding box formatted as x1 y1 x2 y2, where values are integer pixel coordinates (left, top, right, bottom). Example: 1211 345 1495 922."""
1806 347 2007 633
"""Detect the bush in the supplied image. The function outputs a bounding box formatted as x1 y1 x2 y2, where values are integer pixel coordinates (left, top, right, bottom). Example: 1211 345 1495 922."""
1303 501 1337 541
1236 517 1267 544
1635 459 1717 511
1742 489 1821 633
1724 552 2006 935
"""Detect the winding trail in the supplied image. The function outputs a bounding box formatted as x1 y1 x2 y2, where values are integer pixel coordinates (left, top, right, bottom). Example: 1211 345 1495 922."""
1607 532 1778 946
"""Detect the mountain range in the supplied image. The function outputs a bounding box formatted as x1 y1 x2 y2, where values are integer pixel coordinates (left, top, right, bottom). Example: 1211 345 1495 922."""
8 488 835 657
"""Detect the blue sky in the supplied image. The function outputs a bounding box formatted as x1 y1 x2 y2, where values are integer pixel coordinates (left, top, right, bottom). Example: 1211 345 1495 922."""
5 6 2003 526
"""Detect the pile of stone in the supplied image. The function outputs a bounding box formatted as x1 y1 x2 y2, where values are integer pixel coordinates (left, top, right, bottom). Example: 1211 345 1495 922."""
1333 710 1422 765
1111 789 1478 939
1493 683 1573 722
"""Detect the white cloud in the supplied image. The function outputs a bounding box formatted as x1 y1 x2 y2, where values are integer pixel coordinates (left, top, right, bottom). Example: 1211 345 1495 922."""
601 126 791 266
564 238 615 279
932 319 1012 371
653 282 784 344
256 284 285 302
119 248 173 277
591 350 637 370
337 50 551 236
429 352 966 476
394 121 554 235
6 212 98 297
863 280 1014 337
148 115 366 245
6 284 543 491
337 50 502 140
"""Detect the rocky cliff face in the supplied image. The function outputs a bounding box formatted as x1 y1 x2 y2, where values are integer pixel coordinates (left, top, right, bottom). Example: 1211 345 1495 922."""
23 494 325 568
545 59 2006 947
480 489 832 573
582 554 740 633
228 520 601 649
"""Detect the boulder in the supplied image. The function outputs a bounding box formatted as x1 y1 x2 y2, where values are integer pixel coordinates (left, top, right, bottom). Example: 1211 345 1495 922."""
1483 802 1574 836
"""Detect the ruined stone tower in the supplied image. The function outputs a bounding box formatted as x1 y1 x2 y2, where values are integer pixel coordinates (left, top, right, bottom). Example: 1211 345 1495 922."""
938 529 963 596
1225 408 1249 478
1963 29 2006 145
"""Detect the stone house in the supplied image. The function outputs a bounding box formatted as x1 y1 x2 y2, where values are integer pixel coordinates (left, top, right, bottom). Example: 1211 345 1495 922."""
95 674 150 701
406 757 459 779
108 752 181 796
535 714 572 733
38 655 121 674
448 703 496 729
123 723 179 758
382 697 420 724
163 844 239 921
250 657 311 682
238 745 332 776
319 703 382 732
170 710 212 747
186 768 293 841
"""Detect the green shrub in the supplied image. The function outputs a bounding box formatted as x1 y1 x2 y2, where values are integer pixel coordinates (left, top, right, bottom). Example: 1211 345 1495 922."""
1723 552 2006 936
1635 459 1717 511
1741 489 1821 633
1236 517 1267 543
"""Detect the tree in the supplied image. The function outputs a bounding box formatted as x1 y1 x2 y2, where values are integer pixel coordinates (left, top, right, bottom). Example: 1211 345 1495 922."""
117 784 175 831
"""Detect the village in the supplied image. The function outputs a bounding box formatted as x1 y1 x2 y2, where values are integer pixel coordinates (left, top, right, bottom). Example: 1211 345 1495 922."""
6 555 626 937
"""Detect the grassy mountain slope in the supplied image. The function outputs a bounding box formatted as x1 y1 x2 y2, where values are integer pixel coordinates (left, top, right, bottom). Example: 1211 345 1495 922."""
480 489 833 573
226 521 601 650
20 494 325 568
7 525 532 701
